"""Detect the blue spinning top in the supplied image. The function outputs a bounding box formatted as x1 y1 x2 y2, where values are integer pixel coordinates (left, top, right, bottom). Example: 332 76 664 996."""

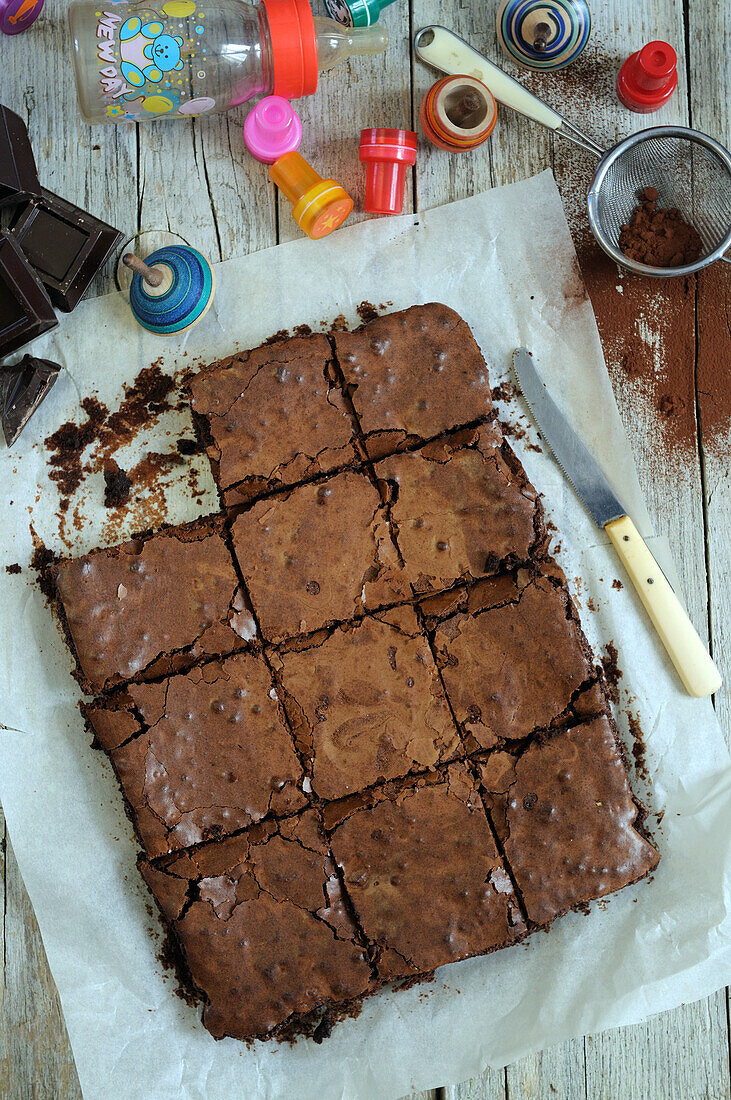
496 0 591 71
124 245 215 336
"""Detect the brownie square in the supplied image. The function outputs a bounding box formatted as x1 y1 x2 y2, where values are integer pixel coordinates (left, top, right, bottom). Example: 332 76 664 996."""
376 424 542 596
272 606 461 800
230 469 411 643
329 763 525 980
474 716 659 925
332 303 493 460
430 566 595 750
53 518 255 694
189 334 358 508
141 811 373 1040
86 651 306 859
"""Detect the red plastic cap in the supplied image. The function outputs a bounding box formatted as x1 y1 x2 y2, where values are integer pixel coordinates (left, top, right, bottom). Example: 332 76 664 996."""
359 129 417 215
616 41 678 113
263 0 318 101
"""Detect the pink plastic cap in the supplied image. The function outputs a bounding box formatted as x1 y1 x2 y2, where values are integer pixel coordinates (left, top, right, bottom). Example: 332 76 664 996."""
244 96 303 164
359 128 417 216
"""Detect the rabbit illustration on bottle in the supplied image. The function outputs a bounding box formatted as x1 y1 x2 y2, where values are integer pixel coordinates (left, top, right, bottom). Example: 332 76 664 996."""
119 17 185 87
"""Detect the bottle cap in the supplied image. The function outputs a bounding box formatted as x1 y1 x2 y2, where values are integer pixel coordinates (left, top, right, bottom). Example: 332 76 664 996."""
270 152 353 239
262 0 319 100
244 97 303 163
0 0 44 35
419 76 497 153
359 128 417 215
616 41 678 113
323 0 395 29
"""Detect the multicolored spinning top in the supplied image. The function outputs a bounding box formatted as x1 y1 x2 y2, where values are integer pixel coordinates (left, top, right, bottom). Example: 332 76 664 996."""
124 246 215 335
496 0 591 71
0 0 44 35
324 0 395 29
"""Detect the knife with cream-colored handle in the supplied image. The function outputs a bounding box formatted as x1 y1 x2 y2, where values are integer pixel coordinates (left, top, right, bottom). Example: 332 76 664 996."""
512 348 722 698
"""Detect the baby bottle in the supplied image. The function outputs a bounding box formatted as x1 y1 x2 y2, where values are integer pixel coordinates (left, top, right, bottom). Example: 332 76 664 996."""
68 0 388 123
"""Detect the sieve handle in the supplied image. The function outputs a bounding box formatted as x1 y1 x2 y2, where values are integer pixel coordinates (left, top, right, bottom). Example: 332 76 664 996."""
414 26 604 156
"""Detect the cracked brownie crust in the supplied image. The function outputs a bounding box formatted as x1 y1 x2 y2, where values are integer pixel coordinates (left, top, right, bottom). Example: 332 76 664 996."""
48 303 659 1044
230 469 411 643
53 518 255 694
189 335 359 508
87 652 307 860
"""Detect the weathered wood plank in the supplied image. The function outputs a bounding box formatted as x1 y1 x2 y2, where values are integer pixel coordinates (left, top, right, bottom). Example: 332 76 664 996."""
0 823 81 1100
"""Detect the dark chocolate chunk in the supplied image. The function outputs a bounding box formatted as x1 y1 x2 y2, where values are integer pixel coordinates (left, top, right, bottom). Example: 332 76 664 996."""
11 189 122 312
0 354 60 446
0 105 41 208
0 230 57 359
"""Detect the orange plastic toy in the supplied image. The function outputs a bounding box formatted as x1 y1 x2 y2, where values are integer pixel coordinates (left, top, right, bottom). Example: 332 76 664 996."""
270 152 353 240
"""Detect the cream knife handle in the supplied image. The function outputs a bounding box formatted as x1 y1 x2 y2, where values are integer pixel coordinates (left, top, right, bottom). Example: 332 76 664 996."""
606 515 722 698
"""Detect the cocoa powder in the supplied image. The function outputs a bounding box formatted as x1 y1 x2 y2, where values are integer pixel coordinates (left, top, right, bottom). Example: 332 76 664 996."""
619 187 703 268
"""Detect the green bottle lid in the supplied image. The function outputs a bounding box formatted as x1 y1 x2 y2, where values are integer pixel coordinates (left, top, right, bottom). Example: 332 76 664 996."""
324 0 396 29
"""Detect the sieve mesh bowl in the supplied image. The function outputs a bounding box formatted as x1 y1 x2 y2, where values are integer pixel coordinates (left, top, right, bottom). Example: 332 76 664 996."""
587 126 731 277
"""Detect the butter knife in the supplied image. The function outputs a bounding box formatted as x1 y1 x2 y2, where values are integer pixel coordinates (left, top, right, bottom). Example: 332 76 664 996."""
513 347 722 698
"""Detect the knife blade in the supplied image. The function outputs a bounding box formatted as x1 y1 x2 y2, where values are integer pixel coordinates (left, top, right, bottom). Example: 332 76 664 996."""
512 347 722 698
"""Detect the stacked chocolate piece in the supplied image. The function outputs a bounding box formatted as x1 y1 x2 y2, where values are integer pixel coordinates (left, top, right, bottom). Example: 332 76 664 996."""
0 104 121 444
50 304 659 1042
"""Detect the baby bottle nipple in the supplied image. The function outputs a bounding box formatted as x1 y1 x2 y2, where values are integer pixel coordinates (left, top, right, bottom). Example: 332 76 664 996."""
314 17 388 73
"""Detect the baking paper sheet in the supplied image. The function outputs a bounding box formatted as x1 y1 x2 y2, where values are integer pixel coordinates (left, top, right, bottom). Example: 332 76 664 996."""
0 171 729 1100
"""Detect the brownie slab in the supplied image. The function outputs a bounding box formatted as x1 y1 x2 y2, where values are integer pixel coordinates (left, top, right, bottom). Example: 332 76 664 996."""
54 518 254 694
230 469 411 643
86 652 306 859
273 605 461 800
141 812 373 1040
189 334 358 507
474 716 660 925
431 566 595 750
376 424 542 596
329 763 525 980
333 303 493 460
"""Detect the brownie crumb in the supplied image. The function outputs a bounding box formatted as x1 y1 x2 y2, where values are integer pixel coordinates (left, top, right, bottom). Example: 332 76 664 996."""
600 641 622 702
619 187 703 268
328 313 349 332
292 324 313 338
628 712 649 781
103 462 132 509
262 329 290 346
175 438 201 456
30 542 57 602
356 301 380 325
611 578 623 591
5 563 21 574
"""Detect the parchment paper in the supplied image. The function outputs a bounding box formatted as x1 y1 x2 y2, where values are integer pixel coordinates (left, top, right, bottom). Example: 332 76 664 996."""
0 171 729 1100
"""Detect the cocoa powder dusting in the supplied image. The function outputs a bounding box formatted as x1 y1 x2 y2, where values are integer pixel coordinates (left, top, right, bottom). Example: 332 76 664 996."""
619 188 703 269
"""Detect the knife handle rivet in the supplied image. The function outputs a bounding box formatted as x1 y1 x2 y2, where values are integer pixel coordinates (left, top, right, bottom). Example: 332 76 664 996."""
647 577 654 584
623 535 630 541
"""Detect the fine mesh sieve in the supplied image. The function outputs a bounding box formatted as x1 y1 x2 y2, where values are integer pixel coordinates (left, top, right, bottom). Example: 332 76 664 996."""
588 127 731 276
414 27 731 277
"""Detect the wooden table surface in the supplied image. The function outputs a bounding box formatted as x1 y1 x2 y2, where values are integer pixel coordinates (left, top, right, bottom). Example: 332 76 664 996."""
1 0 729 1097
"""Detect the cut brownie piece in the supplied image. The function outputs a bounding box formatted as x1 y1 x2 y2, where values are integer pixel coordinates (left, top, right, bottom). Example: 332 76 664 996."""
431 566 595 749
329 763 525 981
53 518 255 694
332 303 493 460
376 424 542 596
140 811 373 1040
189 334 358 508
86 651 306 859
474 716 659 925
230 469 411 643
272 606 461 800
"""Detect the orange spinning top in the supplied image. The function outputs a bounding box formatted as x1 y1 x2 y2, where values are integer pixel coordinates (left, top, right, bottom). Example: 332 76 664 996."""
270 152 353 240
420 75 498 153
